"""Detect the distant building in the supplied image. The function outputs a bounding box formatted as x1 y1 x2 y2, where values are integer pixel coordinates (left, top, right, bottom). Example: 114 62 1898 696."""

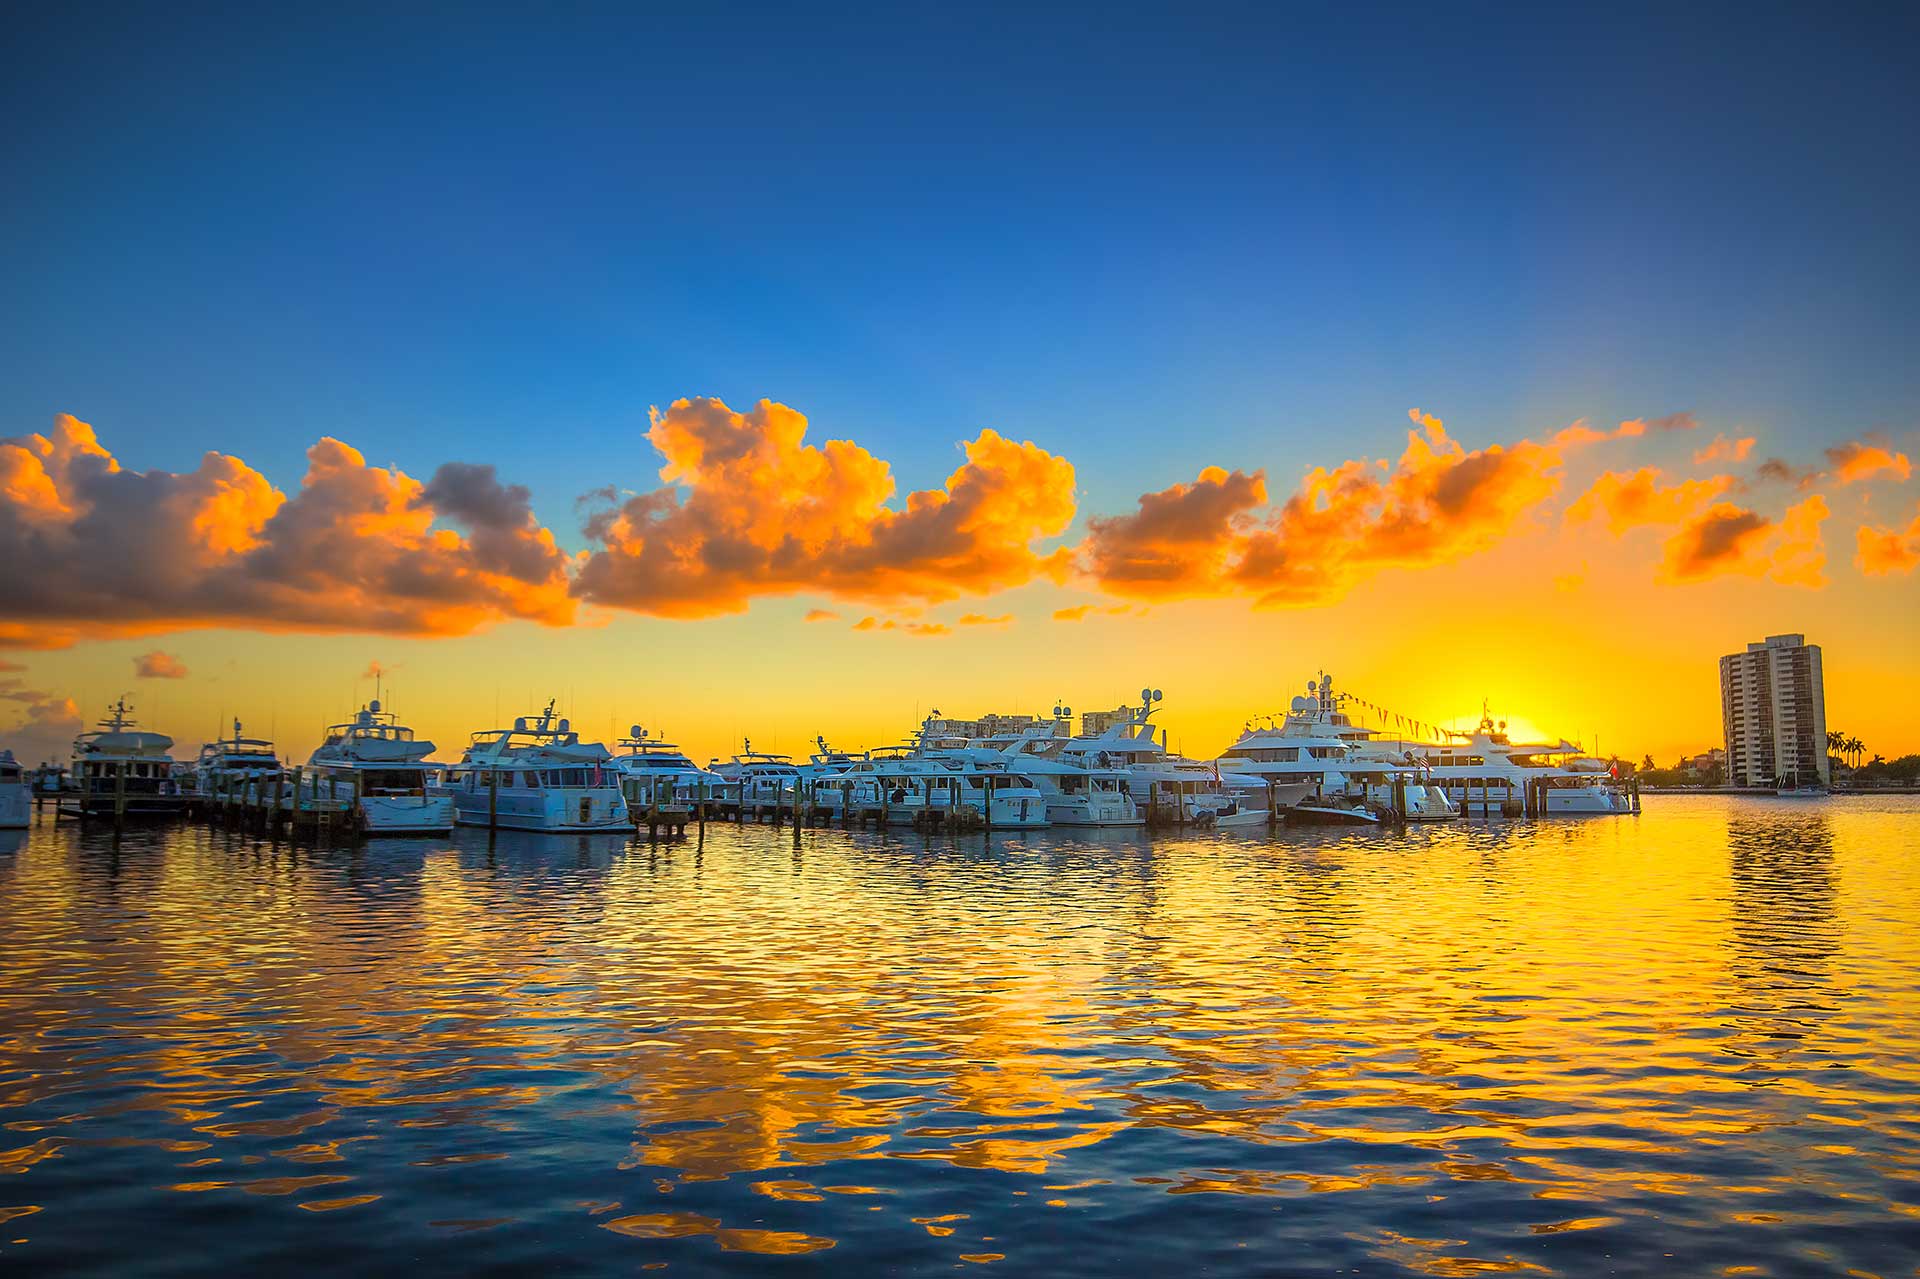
921 712 1067 740
1720 634 1829 787
1079 705 1137 738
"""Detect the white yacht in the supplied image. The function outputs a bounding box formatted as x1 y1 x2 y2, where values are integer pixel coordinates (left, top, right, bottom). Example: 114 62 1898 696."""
711 742 803 806
1217 675 1458 824
439 701 634 833
1058 689 1268 827
919 712 1140 826
813 745 1050 829
63 699 187 819
304 700 456 834
0 750 29 829
610 726 724 809
798 736 867 784
1412 707 1636 816
193 719 283 797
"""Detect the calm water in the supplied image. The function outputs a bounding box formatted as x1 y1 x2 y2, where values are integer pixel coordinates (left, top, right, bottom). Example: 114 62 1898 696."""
2 799 1917 1276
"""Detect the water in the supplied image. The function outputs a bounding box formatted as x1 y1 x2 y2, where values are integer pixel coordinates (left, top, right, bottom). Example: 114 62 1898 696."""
2 798 1917 1277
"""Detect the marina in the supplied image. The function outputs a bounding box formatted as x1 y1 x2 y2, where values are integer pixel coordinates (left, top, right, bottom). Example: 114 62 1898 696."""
18 680 1650 841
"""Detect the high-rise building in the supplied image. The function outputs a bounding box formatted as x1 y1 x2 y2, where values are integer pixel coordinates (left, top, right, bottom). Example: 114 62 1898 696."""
1720 634 1829 788
1079 705 1137 738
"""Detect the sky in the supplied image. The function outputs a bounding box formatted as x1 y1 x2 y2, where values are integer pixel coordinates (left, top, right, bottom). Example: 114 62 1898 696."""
3 2 1918 768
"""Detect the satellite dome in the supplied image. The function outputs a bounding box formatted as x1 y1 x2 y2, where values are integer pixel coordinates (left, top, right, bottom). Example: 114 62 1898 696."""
558 718 570 733
629 724 642 738
1290 695 1308 713
369 699 382 713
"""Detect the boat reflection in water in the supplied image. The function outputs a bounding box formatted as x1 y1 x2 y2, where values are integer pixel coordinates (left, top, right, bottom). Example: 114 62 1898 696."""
0 797 1915 1276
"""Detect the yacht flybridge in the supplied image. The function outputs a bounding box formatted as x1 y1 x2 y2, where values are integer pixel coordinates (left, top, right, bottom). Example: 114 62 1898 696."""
439 701 634 833
64 699 187 818
194 719 283 796
1412 706 1635 816
1218 675 1457 823
304 700 455 834
1058 689 1268 827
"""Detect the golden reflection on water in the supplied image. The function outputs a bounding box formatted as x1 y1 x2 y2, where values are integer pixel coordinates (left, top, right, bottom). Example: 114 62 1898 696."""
0 798 1917 1274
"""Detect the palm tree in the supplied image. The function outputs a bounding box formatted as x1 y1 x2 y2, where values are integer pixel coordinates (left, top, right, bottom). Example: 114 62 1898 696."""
1847 736 1865 769
1826 728 1845 760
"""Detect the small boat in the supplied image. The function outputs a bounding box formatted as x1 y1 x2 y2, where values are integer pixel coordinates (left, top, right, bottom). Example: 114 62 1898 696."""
62 699 188 819
439 701 634 833
0 750 29 829
304 700 455 834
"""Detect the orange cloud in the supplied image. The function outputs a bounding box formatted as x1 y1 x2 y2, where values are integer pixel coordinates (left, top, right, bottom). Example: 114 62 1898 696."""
1616 412 1699 435
1856 505 1920 575
1052 604 1132 622
852 616 952 636
1080 411 1564 606
0 415 575 649
134 650 189 679
1550 416 1677 448
957 612 1012 626
1567 468 1739 534
1661 494 1828 586
1825 438 1912 485
575 398 1076 619
1693 434 1756 464
801 608 840 623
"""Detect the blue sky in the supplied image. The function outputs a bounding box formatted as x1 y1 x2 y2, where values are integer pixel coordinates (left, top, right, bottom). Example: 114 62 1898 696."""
5 1 1917 534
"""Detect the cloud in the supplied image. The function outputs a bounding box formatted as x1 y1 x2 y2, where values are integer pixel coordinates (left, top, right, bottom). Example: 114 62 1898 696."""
1617 412 1700 435
1051 603 1132 622
956 612 1012 626
1567 468 1739 534
1755 457 1820 489
1693 434 1756 465
0 416 575 649
801 608 840 623
574 398 1076 619
0 659 23 673
1824 438 1912 485
852 615 951 636
1856 505 1920 575
134 650 189 679
1079 410 1564 606
1661 494 1828 586
360 659 401 680
0 678 83 766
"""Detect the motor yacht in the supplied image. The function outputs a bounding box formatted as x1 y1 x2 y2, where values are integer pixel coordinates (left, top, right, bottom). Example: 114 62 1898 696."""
611 726 725 809
193 719 283 797
919 712 1140 826
304 699 456 834
63 699 187 818
1217 675 1457 823
439 701 634 832
1412 706 1635 816
1058 689 1268 827
0 750 28 829
814 744 1050 829
710 742 803 806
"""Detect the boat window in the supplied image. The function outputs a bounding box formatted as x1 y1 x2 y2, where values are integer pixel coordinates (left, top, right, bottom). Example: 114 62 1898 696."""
524 771 542 788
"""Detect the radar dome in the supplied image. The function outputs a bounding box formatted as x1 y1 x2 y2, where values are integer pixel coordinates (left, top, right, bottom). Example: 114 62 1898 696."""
558 718 570 733
369 699 381 713
1290 695 1308 713
629 724 642 738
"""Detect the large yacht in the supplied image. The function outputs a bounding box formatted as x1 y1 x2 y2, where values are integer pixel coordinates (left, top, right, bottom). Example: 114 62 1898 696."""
63 699 187 818
1057 690 1268 827
1411 707 1635 816
1217 675 1457 823
710 742 803 805
439 701 634 833
610 726 725 808
918 713 1140 826
812 745 1050 829
304 700 455 834
0 750 28 829
193 719 283 797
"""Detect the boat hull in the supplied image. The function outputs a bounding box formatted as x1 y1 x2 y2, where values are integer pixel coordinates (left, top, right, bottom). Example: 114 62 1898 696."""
59 793 189 819
447 788 635 833
360 794 456 834
0 784 28 829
